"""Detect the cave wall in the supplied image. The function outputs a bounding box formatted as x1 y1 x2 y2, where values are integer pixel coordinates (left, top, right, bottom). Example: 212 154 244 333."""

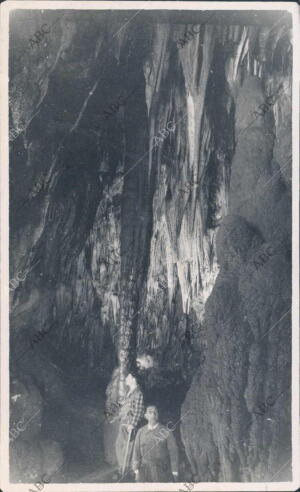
9 9 292 482
180 27 292 484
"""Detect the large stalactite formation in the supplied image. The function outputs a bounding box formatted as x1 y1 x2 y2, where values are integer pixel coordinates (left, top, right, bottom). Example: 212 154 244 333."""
9 10 292 482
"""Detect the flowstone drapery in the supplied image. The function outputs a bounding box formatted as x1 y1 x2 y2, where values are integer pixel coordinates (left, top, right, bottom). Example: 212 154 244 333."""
9 10 292 481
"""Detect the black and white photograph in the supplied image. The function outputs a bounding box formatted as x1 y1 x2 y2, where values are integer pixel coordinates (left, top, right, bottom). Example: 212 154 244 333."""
0 2 299 491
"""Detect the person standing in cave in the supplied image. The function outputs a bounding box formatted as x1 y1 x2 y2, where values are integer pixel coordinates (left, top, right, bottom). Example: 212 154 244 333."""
132 405 179 482
115 372 145 477
136 351 156 372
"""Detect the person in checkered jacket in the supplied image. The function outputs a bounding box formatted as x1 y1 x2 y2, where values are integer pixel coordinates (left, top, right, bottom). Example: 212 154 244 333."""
115 372 145 475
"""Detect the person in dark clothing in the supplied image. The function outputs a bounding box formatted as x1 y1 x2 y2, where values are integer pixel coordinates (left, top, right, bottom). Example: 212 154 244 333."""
132 405 179 482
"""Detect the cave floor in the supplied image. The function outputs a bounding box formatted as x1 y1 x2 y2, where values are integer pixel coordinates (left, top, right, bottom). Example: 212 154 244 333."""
59 462 136 483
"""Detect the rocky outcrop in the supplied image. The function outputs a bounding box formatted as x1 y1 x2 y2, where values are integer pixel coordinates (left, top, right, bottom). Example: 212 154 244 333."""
181 51 292 483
